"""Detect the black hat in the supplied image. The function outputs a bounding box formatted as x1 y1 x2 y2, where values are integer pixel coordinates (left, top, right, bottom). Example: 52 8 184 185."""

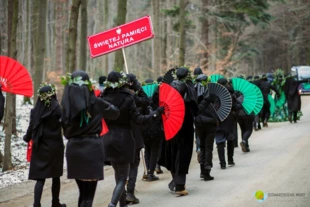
144 78 154 83
176 67 189 80
107 71 123 83
39 85 53 94
217 78 228 86
157 76 163 83
99 76 106 84
72 70 90 81
193 67 203 75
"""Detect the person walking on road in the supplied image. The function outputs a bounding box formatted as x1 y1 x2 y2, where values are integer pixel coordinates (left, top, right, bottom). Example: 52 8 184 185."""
61 70 120 207
284 75 310 123
23 84 66 207
101 71 164 207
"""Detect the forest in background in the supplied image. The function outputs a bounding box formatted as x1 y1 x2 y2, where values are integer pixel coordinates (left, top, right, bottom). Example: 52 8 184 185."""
0 0 310 171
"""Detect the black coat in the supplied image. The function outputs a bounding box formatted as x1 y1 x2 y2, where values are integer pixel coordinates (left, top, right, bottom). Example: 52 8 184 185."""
101 88 153 163
63 97 120 180
258 79 279 104
160 102 196 174
284 78 308 112
24 107 64 180
159 82 198 174
131 89 150 150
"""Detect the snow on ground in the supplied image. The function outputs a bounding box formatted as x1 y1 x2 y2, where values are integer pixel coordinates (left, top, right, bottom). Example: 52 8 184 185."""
0 95 32 188
0 95 69 189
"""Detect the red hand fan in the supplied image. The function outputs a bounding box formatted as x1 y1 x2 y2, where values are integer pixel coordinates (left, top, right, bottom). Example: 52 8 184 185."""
100 119 109 136
159 83 185 140
94 89 101 97
26 140 33 162
0 56 33 97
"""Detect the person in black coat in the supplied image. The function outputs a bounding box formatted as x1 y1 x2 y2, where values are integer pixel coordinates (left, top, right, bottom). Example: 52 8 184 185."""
101 71 164 207
193 68 205 162
195 89 219 180
283 76 310 123
258 74 279 127
159 67 199 196
215 78 238 169
234 91 255 153
125 73 150 204
251 75 263 131
0 85 5 122
61 70 120 207
23 84 66 207
141 79 164 182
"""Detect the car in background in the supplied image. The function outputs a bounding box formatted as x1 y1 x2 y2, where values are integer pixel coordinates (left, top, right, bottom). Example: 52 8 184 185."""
291 66 310 95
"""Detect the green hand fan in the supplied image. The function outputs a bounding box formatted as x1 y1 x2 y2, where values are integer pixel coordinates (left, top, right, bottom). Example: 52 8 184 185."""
206 83 232 121
142 83 159 98
232 78 258 115
275 92 286 107
210 74 224 83
269 94 276 115
251 83 264 115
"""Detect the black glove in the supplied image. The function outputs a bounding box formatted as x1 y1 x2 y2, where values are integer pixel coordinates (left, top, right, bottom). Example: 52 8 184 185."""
151 106 165 118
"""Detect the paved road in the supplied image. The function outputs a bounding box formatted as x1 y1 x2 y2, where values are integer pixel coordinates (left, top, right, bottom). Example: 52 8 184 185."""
1 97 310 207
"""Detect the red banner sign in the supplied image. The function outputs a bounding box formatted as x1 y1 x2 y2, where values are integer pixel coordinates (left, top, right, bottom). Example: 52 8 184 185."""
88 16 154 58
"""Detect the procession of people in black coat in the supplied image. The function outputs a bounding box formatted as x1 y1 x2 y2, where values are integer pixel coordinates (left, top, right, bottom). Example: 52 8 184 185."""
20 67 309 207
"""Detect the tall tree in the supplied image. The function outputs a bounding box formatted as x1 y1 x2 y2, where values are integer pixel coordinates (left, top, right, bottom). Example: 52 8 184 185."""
66 0 81 73
113 0 127 71
3 0 18 172
79 0 87 70
33 0 47 101
104 0 109 75
152 0 160 76
178 0 186 66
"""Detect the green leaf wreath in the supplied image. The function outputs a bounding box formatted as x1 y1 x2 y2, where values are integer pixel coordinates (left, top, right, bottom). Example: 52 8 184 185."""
103 71 128 89
37 83 56 107
61 73 93 91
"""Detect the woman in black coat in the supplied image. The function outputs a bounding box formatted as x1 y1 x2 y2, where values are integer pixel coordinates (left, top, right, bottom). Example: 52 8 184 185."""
23 84 66 207
61 70 120 207
284 76 309 123
101 71 163 207
159 67 199 196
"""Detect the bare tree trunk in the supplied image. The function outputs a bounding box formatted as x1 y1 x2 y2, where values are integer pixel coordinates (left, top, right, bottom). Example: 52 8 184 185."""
104 0 109 75
200 0 209 70
152 0 160 77
79 0 87 70
178 0 186 66
3 0 19 172
113 0 127 72
32 0 47 102
66 0 81 73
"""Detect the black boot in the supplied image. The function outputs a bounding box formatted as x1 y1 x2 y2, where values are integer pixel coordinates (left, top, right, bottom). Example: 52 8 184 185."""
240 141 247 152
81 200 93 207
228 157 235 165
199 164 204 178
147 173 159 182
203 169 214 181
33 204 41 207
168 179 176 191
155 164 163 174
51 200 66 207
217 143 226 169
126 192 139 204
